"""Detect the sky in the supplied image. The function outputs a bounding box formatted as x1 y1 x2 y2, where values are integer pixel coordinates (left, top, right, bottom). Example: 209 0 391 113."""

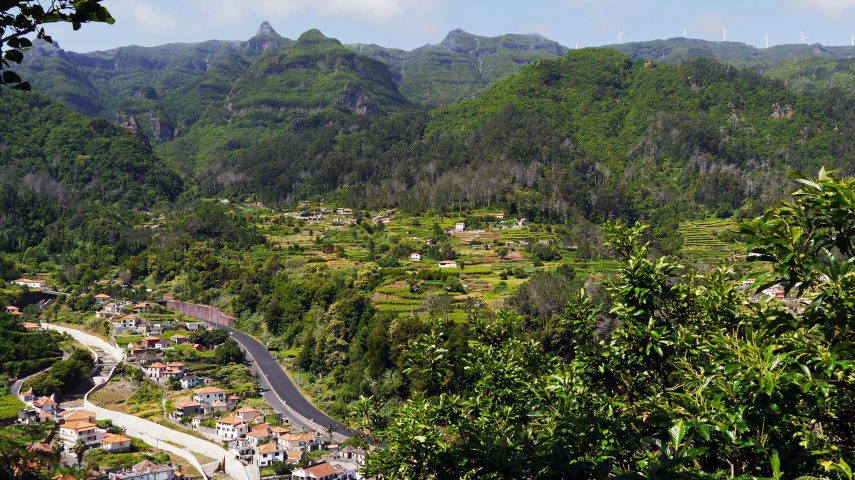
46 0 855 53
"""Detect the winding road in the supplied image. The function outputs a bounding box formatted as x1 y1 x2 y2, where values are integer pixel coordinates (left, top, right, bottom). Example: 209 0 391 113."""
210 323 351 439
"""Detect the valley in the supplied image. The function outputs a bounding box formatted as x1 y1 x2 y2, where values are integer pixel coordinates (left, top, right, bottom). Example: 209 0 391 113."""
0 5 854 479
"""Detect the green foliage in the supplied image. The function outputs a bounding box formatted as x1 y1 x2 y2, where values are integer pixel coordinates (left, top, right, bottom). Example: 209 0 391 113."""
0 312 62 378
30 347 94 398
214 338 245 365
365 172 855 479
189 328 229 348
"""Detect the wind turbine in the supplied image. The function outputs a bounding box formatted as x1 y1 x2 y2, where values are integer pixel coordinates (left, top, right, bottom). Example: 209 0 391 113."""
575 42 579 50
618 30 623 44
800 32 808 44
683 27 687 39
851 33 854 46
764 32 769 48
722 27 727 42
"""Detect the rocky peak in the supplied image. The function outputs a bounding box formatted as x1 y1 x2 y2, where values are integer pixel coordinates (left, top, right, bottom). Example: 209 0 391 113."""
256 21 277 37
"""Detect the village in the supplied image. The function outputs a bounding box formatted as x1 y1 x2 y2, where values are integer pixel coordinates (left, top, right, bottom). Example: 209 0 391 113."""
7 288 367 480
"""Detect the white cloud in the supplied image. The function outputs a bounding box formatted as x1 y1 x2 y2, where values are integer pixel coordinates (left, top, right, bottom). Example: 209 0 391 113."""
789 0 855 17
110 0 178 35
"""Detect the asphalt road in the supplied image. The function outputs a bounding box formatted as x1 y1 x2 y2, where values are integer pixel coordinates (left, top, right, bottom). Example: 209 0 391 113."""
210 323 351 437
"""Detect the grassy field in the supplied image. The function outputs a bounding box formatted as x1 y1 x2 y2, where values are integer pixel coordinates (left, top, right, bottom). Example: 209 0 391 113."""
0 390 24 422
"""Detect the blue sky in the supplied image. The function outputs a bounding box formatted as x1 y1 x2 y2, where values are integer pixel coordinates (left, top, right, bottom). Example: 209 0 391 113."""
47 0 855 53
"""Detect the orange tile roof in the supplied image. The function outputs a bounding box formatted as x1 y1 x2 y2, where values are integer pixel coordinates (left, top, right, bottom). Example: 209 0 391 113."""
148 362 166 369
216 416 246 426
94 294 111 298
303 462 338 477
195 386 226 394
60 410 95 421
257 442 281 454
62 420 97 432
101 433 130 444
247 430 268 438
174 400 201 408
236 406 261 414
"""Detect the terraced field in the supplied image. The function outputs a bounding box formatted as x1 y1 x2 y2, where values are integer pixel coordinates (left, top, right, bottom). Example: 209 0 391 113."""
679 219 740 266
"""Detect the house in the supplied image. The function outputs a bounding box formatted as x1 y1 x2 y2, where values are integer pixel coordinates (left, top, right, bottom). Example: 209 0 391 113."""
494 212 505 220
113 314 140 332
193 386 227 405
137 322 163 336
226 394 240 408
144 362 167 379
246 429 269 448
17 409 54 424
23 322 41 331
32 396 58 415
454 222 465 232
185 322 205 331
190 343 204 352
100 433 131 453
20 388 34 404
340 445 367 466
59 410 96 424
13 278 47 288
179 375 203 389
279 431 321 451
335 208 353 215
172 399 203 417
291 462 340 480
134 302 154 313
6 305 21 315
235 406 264 423
210 400 229 413
288 449 305 464
97 310 113 320
191 414 211 428
270 425 291 438
27 442 53 454
255 441 286 467
171 334 189 345
108 460 175 480
438 260 458 269
94 294 111 305
59 420 102 452
215 416 248 440
410 253 422 261
228 438 254 459
141 336 161 349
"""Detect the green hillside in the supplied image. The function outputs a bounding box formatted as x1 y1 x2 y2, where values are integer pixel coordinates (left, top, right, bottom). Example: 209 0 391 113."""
204 49 852 232
155 29 409 172
352 29 569 106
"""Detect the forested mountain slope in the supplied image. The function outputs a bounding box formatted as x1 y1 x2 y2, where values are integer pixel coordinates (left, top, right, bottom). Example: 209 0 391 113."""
202 49 854 226
351 29 569 106
0 89 181 257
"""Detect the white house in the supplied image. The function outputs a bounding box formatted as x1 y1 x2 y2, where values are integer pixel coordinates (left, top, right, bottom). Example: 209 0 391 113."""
94 293 111 305
180 375 203 389
291 462 341 480
438 260 458 269
454 222 465 232
279 431 322 451
255 441 286 467
215 416 249 440
59 420 103 452
12 278 47 288
410 253 422 261
100 433 132 453
108 460 175 480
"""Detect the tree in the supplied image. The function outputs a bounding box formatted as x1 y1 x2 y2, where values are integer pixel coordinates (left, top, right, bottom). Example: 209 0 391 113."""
214 338 245 365
1 0 113 89
72 439 86 464
364 171 855 479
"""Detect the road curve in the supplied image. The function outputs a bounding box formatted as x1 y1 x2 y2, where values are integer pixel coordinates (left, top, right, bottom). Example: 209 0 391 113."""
211 323 351 438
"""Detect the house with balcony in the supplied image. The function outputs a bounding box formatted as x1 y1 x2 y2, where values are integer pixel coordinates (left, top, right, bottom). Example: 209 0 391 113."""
59 420 103 452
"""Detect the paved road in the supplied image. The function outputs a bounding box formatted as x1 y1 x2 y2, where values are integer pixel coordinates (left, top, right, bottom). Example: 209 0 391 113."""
211 323 351 438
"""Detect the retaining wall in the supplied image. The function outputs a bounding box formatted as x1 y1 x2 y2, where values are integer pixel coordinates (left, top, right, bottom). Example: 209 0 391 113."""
166 300 236 327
